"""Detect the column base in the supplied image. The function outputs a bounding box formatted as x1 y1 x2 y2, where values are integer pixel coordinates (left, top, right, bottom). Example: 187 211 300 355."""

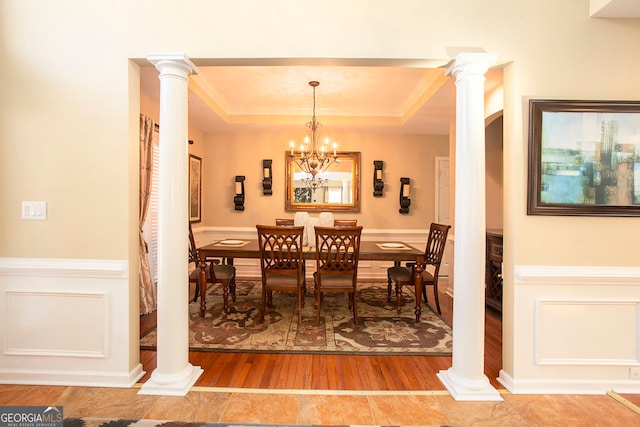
438 368 503 401
138 364 203 396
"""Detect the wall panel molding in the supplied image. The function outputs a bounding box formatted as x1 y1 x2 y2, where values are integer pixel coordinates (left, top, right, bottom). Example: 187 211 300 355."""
0 258 127 278
535 298 639 365
504 265 640 395
0 258 142 388
6 291 108 358
516 265 640 286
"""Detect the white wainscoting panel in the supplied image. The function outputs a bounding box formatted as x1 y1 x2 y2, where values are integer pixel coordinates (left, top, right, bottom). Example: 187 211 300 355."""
536 299 638 365
6 291 107 357
500 265 640 395
0 258 144 388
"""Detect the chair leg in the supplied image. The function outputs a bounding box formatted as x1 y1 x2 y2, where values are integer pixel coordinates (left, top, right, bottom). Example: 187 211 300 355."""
222 279 229 313
230 277 237 302
316 288 322 326
192 281 200 303
395 283 403 315
259 285 267 323
352 292 358 326
302 261 307 294
432 282 441 315
421 283 441 316
387 277 392 302
299 285 305 309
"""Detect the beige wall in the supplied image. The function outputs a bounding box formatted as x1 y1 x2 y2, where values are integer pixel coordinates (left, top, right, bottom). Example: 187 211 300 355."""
4 0 638 263
201 131 448 229
140 95 449 228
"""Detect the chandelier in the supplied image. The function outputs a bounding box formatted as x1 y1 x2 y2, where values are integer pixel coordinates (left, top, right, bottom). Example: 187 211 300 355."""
288 81 338 191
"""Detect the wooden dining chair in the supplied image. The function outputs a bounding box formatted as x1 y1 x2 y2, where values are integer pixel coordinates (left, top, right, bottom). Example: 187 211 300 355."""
333 219 358 226
386 222 450 317
189 224 237 310
256 225 306 323
276 217 307 290
313 225 363 325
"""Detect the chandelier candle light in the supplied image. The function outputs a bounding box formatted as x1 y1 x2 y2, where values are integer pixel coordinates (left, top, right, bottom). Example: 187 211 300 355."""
289 81 338 191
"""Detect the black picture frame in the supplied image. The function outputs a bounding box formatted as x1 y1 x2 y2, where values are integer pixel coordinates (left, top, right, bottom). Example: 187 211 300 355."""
189 154 202 223
527 99 640 216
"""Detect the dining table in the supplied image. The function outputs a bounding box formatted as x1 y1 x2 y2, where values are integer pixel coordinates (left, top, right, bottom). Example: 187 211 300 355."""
197 239 427 322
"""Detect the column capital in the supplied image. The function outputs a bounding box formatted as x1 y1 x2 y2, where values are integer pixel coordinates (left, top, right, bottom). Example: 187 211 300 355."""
146 52 198 77
446 52 497 79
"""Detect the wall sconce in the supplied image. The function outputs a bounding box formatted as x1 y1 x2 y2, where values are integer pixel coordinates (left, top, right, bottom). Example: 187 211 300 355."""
399 177 411 214
373 160 384 197
262 159 272 196
234 176 245 211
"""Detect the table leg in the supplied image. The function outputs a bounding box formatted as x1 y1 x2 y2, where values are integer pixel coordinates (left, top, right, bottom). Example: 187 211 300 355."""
222 282 229 313
198 257 207 317
413 263 424 323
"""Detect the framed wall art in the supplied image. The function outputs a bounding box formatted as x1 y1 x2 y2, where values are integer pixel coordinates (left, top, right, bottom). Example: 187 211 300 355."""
189 154 202 222
528 99 640 216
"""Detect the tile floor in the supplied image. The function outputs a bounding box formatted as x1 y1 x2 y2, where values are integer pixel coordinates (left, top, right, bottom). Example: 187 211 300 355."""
0 384 638 426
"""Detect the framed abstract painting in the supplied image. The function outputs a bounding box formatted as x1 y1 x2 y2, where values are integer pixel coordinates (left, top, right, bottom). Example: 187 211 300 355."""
527 99 640 216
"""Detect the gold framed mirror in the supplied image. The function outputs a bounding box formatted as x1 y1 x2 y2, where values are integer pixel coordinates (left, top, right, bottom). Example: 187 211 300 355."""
285 151 361 212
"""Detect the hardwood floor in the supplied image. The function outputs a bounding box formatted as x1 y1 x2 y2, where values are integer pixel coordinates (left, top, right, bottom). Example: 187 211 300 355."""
139 278 503 390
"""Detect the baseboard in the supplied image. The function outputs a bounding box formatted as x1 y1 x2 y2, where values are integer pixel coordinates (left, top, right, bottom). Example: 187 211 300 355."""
0 363 145 388
499 368 640 394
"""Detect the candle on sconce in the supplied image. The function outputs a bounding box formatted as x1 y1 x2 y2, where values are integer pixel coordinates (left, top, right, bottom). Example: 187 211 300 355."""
290 141 295 155
402 184 411 198
333 142 337 156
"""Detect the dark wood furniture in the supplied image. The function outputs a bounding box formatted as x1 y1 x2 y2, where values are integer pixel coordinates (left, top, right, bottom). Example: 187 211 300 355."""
191 224 237 311
313 226 363 325
189 224 210 302
275 218 295 226
485 229 503 312
386 223 450 316
333 219 358 226
256 225 305 323
197 239 427 321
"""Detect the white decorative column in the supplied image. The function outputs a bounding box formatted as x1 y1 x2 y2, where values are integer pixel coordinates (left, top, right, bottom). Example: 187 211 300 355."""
139 53 202 396
437 52 501 401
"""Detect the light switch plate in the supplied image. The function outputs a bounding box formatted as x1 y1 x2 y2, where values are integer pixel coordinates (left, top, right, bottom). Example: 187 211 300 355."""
22 201 47 220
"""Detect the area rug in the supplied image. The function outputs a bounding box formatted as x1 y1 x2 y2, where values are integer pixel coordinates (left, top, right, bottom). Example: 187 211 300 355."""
140 281 452 355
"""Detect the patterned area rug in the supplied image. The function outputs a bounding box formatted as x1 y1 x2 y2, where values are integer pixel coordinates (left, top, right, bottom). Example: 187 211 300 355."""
140 281 452 355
